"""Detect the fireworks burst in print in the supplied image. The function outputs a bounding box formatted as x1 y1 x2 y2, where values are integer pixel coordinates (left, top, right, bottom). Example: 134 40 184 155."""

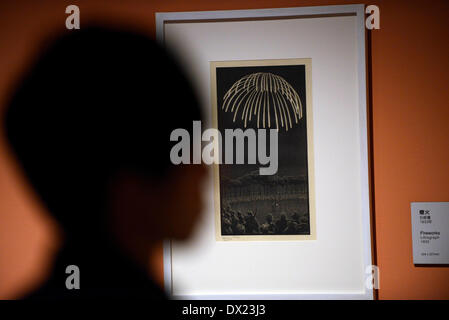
222 72 303 131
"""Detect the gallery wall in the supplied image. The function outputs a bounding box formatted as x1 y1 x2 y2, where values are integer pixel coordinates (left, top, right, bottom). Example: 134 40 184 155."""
0 0 447 299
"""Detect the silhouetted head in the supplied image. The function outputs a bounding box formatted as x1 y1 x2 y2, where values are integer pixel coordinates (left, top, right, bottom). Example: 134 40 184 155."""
4 26 205 246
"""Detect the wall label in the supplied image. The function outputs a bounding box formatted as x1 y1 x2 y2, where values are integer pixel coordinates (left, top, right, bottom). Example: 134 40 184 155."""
411 202 449 264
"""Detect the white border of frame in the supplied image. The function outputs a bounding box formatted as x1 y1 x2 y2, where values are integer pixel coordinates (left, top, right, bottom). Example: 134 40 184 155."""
156 4 373 300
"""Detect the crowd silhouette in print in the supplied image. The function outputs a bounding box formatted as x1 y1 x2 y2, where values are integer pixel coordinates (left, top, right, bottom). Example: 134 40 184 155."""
219 171 311 236
221 204 310 236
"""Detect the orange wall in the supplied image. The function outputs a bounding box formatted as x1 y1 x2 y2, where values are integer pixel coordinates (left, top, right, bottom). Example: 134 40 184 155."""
0 0 448 299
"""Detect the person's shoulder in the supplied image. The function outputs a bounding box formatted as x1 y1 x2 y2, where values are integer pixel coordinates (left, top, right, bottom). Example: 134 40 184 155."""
23 282 168 300
23 279 70 300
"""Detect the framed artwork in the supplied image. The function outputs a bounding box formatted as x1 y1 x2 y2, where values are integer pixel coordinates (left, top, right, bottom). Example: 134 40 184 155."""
210 59 316 241
157 4 374 300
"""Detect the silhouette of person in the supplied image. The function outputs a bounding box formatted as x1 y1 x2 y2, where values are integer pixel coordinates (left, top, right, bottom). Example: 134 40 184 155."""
275 213 288 234
3 26 206 299
244 211 259 234
261 214 275 234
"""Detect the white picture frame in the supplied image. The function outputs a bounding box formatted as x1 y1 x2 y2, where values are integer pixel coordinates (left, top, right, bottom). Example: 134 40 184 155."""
157 4 373 300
